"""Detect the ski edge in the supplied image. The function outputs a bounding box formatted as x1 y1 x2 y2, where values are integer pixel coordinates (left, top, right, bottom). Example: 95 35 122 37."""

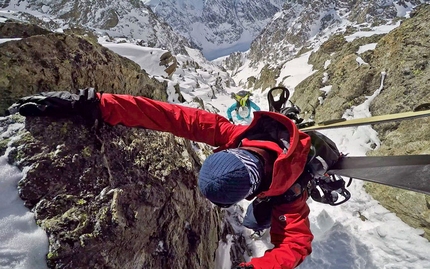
328 155 430 195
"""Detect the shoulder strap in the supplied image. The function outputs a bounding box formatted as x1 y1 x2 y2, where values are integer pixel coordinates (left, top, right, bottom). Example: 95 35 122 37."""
240 146 275 178
240 146 276 201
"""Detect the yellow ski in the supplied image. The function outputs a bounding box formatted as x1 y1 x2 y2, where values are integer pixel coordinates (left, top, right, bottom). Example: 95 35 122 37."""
300 108 430 131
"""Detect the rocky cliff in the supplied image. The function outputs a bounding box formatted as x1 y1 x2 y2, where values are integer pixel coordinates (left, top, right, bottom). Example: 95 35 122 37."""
0 22 225 268
2 114 221 268
247 0 424 66
292 4 430 240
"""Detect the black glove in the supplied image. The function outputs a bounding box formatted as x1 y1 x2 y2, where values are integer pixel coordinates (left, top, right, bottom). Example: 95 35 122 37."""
6 88 101 124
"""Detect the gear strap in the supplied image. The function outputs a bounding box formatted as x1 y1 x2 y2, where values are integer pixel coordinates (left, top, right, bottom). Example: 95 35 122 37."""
240 146 310 205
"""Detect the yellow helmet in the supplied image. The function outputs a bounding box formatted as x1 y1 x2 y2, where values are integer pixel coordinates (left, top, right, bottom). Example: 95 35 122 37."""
233 91 251 107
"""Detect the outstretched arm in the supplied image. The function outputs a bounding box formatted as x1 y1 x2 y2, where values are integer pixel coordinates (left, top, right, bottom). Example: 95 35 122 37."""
240 194 313 269
99 93 245 147
226 103 237 120
5 90 245 147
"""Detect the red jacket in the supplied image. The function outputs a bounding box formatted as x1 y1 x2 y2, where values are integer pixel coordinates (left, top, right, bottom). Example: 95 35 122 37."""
99 93 313 269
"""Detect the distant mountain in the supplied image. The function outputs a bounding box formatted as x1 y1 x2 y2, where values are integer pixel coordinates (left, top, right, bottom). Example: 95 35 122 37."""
1 0 285 60
0 0 191 55
143 0 284 60
1 0 426 62
246 0 424 66
1 1 424 70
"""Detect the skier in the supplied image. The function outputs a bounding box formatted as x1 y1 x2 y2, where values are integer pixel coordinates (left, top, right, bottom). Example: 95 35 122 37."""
6 88 313 269
227 91 261 123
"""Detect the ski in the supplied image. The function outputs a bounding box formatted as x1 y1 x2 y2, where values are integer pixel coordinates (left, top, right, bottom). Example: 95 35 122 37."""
300 108 430 131
328 155 430 195
267 86 430 131
266 86 430 195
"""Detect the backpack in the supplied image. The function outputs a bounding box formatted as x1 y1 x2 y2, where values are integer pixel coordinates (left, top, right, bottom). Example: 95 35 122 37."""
241 115 350 230
243 116 341 177
242 115 350 206
305 131 341 178
266 86 352 205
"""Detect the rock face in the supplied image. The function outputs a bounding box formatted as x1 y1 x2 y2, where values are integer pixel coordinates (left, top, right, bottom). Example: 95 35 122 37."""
3 114 221 269
292 33 385 121
363 4 430 240
292 4 430 240
247 0 424 66
0 22 222 268
159 51 178 77
0 24 167 115
0 21 51 37
228 0 424 89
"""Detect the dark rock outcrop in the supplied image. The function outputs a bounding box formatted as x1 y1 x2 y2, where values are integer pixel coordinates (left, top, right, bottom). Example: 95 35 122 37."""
0 23 167 115
3 113 221 269
1 22 222 268
0 21 51 37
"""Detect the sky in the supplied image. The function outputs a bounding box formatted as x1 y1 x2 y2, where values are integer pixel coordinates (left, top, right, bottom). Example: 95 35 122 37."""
1 7 430 269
